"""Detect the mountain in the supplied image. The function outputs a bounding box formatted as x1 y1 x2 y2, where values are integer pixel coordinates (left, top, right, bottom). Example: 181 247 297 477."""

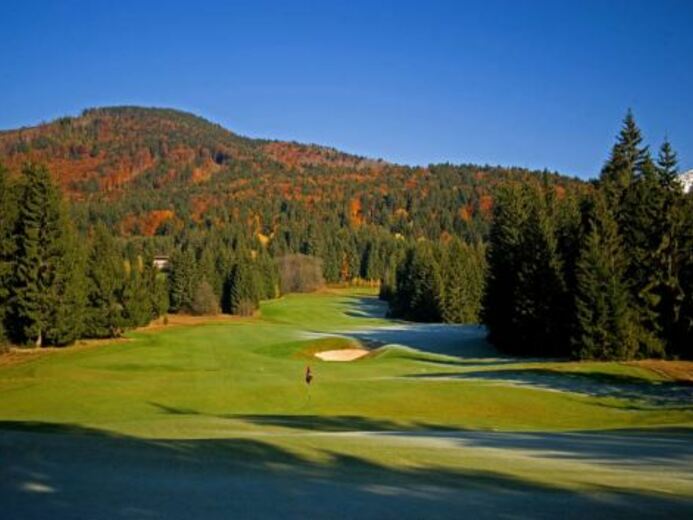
679 170 693 194
0 106 576 239
0 106 382 194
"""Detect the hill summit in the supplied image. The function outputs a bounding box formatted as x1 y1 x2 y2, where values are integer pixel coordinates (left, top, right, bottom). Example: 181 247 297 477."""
0 106 571 238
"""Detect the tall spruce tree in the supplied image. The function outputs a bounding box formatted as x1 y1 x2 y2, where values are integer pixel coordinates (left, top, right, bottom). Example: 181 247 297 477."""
655 141 691 357
440 239 485 324
44 225 86 345
85 223 125 337
10 164 83 346
572 193 638 360
0 164 17 343
228 256 261 315
482 183 530 351
513 185 568 355
674 195 693 358
600 110 649 214
152 272 170 319
392 242 443 322
122 255 154 328
619 156 666 356
657 138 679 189
169 248 197 313
256 249 280 300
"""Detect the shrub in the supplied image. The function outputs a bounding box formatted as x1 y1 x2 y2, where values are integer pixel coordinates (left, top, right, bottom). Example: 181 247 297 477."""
276 254 325 294
190 280 219 316
233 299 257 317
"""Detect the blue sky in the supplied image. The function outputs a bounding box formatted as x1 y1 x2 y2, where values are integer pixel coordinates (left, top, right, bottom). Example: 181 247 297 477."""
1 0 691 177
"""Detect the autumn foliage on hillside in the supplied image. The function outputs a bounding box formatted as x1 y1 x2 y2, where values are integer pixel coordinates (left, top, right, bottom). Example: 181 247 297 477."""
0 106 581 240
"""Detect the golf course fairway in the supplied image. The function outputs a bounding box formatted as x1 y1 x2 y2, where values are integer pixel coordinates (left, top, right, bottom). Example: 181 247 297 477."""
1 289 692 518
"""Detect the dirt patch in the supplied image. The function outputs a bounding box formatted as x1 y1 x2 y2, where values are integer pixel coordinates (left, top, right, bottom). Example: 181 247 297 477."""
315 349 369 361
626 360 693 384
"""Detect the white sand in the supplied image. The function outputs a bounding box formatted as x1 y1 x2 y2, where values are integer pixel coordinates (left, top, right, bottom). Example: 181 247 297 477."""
314 349 369 361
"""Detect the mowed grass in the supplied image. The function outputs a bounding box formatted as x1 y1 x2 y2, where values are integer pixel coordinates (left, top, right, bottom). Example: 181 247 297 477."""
1 288 692 516
0 288 690 437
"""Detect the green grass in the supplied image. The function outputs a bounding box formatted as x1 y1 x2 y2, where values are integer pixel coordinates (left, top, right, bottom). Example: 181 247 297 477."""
1 289 692 515
0 289 690 436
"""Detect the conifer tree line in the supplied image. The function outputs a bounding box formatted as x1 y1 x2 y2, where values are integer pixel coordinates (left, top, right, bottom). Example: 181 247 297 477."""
0 164 288 346
167 238 279 318
0 164 169 346
483 112 692 360
382 237 486 324
0 162 395 346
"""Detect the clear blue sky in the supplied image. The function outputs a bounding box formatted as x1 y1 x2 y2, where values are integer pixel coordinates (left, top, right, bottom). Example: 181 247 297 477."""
1 0 692 177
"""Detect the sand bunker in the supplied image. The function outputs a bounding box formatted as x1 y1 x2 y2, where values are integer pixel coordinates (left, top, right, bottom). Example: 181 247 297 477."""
314 349 368 361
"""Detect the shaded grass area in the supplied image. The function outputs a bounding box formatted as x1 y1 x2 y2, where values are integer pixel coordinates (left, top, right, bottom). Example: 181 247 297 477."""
404 366 693 409
1 421 692 519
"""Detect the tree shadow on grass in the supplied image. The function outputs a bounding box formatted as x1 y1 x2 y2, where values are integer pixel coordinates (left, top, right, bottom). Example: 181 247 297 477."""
228 413 452 433
404 368 693 408
1 420 691 519
342 296 389 319
342 323 498 358
394 352 521 368
420 427 693 468
149 403 451 433
339 296 499 358
148 405 693 467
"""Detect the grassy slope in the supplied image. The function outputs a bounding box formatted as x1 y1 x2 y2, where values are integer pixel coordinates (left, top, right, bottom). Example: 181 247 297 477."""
0 289 691 437
1 289 692 516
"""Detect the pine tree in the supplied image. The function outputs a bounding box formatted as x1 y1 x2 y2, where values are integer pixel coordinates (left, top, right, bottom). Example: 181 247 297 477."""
228 256 261 316
673 196 693 358
657 138 679 189
302 224 325 258
655 140 691 357
600 110 649 213
10 164 83 346
256 250 280 300
440 239 485 323
169 248 196 313
322 238 342 283
84 223 125 337
122 255 154 328
513 185 568 355
572 193 638 360
0 164 17 343
44 225 86 345
152 272 170 319
482 183 530 351
619 156 667 356
392 242 443 322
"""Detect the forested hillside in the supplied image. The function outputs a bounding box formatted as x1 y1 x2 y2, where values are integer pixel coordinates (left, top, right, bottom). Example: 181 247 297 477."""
0 106 576 243
10 107 688 362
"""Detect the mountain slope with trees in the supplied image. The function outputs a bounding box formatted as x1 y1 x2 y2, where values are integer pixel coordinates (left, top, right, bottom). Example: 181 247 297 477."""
3 107 688 361
0 106 577 244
